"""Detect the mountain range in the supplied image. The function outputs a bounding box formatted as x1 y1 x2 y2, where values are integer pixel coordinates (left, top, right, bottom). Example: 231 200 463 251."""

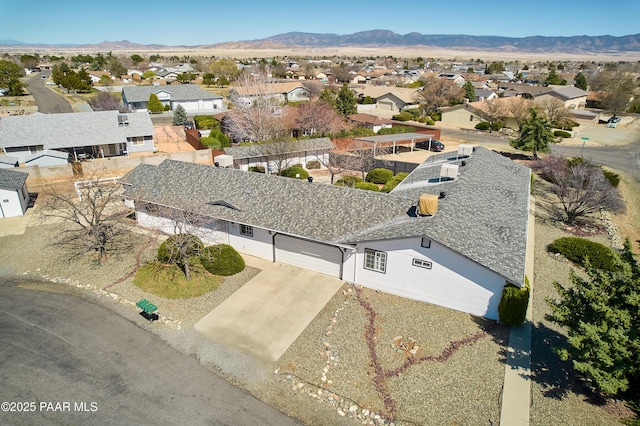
2 30 640 54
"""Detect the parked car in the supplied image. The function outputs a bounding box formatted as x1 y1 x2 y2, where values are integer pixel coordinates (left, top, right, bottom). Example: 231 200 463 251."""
607 116 621 124
415 140 445 152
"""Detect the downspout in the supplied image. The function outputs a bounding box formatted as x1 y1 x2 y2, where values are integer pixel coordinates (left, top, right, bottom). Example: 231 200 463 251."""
271 231 278 262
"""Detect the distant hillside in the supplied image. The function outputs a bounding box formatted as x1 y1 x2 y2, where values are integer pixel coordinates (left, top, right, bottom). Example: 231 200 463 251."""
252 30 640 54
2 31 640 54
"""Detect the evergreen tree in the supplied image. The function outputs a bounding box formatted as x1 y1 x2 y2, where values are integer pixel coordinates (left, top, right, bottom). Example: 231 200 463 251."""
574 72 588 91
510 108 556 158
0 59 25 94
545 64 564 85
172 104 188 125
318 88 336 107
334 82 357 118
546 240 640 397
463 80 476 101
147 94 164 113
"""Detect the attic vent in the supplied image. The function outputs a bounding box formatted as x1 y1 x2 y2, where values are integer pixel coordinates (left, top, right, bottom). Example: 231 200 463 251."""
206 200 241 211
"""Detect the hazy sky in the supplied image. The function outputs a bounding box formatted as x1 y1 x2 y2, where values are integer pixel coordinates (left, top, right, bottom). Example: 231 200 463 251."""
1 0 638 45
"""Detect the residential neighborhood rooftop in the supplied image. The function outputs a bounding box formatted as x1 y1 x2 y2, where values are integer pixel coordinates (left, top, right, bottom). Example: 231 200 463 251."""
223 138 335 159
121 85 222 103
121 146 530 286
0 168 29 190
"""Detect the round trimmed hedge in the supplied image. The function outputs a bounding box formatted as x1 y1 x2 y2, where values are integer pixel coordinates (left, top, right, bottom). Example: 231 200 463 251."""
157 234 205 263
201 244 245 276
365 168 393 184
280 166 309 179
335 175 362 187
354 182 381 192
548 237 620 271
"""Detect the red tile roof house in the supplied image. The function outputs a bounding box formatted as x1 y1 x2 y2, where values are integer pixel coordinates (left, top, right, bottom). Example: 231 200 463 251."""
121 146 531 320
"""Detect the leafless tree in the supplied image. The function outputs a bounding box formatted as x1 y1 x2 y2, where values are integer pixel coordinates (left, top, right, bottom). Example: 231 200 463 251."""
260 139 303 174
89 91 126 112
507 96 535 130
482 98 508 131
590 71 638 117
416 74 464 114
536 97 571 128
302 80 324 99
226 70 288 142
295 102 345 136
38 172 131 262
533 156 625 224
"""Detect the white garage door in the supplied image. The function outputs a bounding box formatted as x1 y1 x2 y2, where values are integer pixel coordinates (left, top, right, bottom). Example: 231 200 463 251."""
274 235 342 278
378 100 395 111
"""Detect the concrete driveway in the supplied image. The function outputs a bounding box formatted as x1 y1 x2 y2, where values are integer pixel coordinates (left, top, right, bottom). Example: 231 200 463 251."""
194 256 343 362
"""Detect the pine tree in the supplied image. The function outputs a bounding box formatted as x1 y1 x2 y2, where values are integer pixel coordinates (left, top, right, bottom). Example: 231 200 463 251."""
147 93 164 113
510 108 556 158
574 72 588 91
546 240 640 396
334 82 357 118
463 80 476 102
172 104 188 125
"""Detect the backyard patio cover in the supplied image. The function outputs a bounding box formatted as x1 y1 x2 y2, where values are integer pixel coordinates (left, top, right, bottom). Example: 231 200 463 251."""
354 132 435 156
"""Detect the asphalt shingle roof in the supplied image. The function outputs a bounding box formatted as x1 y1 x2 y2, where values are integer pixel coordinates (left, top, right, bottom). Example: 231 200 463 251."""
122 85 222 103
0 111 154 150
122 146 530 285
0 168 28 190
223 138 335 159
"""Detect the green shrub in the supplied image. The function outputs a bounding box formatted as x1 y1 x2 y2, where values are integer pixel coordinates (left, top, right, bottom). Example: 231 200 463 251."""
249 165 265 173
554 130 572 138
280 166 309 179
306 160 321 170
194 115 220 130
335 175 362 187
475 122 490 131
354 182 381 191
164 104 171 111
157 234 205 263
548 237 620 272
490 121 504 131
602 169 620 187
201 244 245 276
392 111 415 121
405 108 421 119
378 125 415 135
365 168 393 184
498 277 530 326
430 112 441 121
381 172 409 193
418 116 435 125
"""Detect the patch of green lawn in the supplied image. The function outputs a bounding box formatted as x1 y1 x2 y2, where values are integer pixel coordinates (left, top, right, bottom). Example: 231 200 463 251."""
134 261 221 299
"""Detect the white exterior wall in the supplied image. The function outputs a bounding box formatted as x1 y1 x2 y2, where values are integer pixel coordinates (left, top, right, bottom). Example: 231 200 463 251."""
354 237 507 320
228 222 273 260
0 185 28 218
136 211 229 245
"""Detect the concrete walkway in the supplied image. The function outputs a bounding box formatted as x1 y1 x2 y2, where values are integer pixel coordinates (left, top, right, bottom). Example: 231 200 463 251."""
194 256 344 362
500 196 535 425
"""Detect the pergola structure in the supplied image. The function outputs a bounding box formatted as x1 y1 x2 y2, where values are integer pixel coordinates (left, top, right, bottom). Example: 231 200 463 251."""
354 132 435 156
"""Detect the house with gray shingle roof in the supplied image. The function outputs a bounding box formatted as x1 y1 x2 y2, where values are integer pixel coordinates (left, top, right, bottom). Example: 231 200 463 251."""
121 146 531 320
122 85 224 113
0 168 29 218
0 111 155 163
0 155 19 168
222 138 334 172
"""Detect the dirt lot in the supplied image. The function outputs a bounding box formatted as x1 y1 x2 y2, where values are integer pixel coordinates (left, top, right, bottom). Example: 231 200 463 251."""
153 125 197 153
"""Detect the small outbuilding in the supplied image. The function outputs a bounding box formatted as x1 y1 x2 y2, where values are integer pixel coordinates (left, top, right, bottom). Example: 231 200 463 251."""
0 168 30 218
24 149 70 167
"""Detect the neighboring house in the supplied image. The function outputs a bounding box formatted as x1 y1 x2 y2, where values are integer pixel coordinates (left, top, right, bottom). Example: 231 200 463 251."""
87 71 113 84
222 138 334 172
355 86 421 112
0 168 29 218
24 149 70 166
349 113 393 133
229 82 311 106
0 155 19 168
0 111 156 163
120 146 531 320
474 89 498 101
122 85 225 113
535 85 589 109
436 73 466 86
439 100 519 130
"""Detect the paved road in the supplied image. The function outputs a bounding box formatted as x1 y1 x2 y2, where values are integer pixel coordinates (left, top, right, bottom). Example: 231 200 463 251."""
26 72 73 114
0 278 300 426
442 127 640 181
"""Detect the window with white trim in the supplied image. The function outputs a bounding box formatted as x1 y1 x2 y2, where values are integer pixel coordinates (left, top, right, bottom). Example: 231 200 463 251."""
240 224 253 237
364 248 387 273
128 136 144 146
412 258 432 269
